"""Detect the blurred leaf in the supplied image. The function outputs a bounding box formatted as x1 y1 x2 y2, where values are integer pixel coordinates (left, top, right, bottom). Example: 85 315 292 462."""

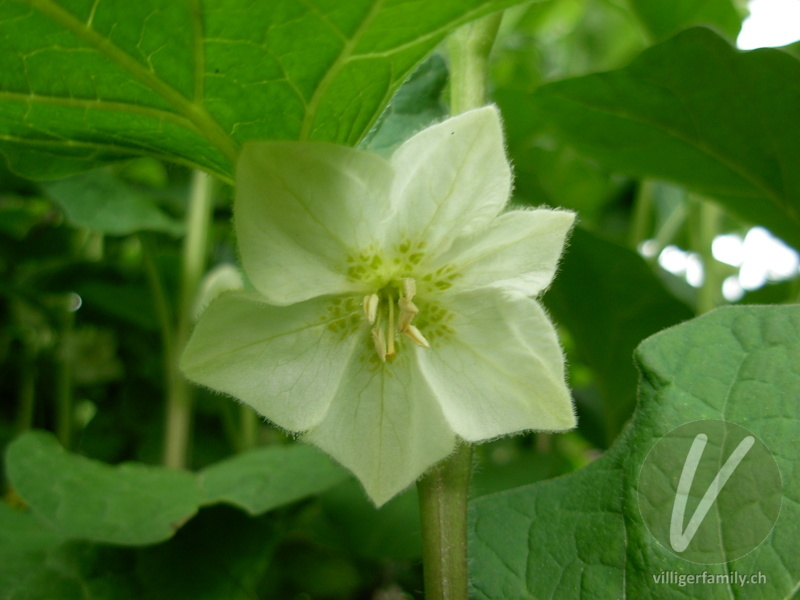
74 281 159 331
362 53 448 155
0 505 74 600
136 506 279 600
0 0 528 181
470 304 800 598
544 227 693 442
0 196 51 239
0 502 63 555
319 480 422 561
43 170 183 236
198 444 349 515
534 27 800 249
5 431 202 545
0 505 279 600
740 279 799 305
496 89 622 221
628 0 742 41
5 431 351 546
470 437 572 497
783 39 800 59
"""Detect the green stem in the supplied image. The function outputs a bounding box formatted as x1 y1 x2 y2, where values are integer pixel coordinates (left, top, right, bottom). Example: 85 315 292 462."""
691 198 724 314
162 170 214 469
415 12 502 600
141 236 176 369
649 200 688 262
448 12 503 115
417 444 474 600
15 343 36 435
240 405 258 452
629 181 654 250
141 235 182 465
55 304 75 449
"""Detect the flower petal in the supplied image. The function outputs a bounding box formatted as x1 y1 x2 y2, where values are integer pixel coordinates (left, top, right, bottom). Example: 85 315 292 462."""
180 291 362 431
236 141 395 304
389 106 511 257
304 352 456 506
435 209 575 296
418 290 575 441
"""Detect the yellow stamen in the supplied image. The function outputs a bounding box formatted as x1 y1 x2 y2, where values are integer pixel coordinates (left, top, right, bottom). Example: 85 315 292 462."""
364 277 427 362
371 326 387 362
398 297 418 332
402 277 416 298
403 324 430 348
386 294 396 361
363 293 379 325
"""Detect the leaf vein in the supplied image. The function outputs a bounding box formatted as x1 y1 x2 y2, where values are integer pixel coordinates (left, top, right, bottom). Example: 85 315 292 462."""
25 0 238 164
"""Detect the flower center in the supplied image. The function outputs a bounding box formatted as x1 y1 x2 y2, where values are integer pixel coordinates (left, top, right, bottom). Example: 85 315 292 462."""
363 277 429 362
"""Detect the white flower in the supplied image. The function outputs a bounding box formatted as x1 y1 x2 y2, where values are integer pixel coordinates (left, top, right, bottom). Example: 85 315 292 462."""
181 106 576 505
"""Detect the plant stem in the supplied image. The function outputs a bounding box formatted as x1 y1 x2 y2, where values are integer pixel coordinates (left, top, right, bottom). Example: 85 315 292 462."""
141 235 176 359
14 344 36 435
691 197 723 314
415 12 502 600
55 304 75 449
239 405 259 452
417 444 474 600
629 180 654 250
163 171 214 468
448 12 503 115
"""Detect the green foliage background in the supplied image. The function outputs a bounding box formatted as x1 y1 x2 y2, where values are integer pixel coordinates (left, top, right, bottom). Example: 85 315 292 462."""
1 0 798 598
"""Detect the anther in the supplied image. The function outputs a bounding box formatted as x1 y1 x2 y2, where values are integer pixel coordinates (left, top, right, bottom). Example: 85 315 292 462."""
403 324 430 348
402 277 416 299
386 295 396 360
363 293 379 325
398 297 418 332
371 327 387 362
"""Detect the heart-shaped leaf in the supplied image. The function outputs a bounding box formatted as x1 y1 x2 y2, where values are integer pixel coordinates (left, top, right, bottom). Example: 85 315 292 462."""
470 305 800 598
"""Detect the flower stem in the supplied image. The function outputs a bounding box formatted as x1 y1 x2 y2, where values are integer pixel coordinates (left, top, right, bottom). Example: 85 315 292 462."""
417 444 473 600
415 12 502 600
448 12 503 115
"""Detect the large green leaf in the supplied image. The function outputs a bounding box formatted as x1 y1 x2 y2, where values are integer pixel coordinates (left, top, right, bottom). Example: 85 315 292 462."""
470 305 800 598
544 227 693 443
0 0 524 182
534 27 800 249
43 169 183 236
5 431 349 545
5 431 202 545
627 0 741 41
361 52 448 155
0 505 280 600
135 506 280 600
198 443 348 515
496 89 622 222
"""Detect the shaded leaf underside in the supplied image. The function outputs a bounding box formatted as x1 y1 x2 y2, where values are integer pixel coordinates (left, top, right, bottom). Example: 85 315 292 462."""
534 27 800 249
